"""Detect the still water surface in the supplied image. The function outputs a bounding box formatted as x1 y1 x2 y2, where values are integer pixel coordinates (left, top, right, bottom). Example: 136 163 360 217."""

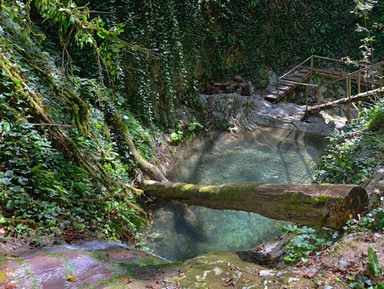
140 127 328 261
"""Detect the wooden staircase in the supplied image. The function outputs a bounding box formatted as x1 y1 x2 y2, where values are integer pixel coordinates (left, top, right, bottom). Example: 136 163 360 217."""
265 55 384 121
265 55 350 103
265 66 311 102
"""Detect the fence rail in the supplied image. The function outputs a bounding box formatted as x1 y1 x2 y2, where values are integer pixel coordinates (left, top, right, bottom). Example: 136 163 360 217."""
276 55 384 121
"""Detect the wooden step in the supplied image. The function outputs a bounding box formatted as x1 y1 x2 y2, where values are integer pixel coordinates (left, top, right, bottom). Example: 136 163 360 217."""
287 76 306 82
264 93 278 101
298 66 311 72
276 85 292 91
268 90 288 96
291 72 311 78
264 67 311 102
264 89 290 102
293 72 310 78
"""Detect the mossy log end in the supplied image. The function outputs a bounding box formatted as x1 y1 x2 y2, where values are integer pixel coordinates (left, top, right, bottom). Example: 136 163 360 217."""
142 181 368 229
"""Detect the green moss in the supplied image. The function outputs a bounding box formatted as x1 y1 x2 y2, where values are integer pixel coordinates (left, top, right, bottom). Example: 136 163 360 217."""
99 274 128 285
289 192 300 204
16 258 26 265
312 195 332 205
83 251 110 262
43 252 66 258
78 283 97 289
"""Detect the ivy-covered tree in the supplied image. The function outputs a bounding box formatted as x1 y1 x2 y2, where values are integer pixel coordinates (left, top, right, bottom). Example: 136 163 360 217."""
0 0 164 243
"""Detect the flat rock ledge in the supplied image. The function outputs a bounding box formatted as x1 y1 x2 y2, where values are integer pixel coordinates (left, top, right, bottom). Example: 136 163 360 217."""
200 93 344 136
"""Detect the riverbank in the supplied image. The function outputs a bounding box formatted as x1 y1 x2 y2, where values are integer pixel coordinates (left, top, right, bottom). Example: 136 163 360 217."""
2 167 382 288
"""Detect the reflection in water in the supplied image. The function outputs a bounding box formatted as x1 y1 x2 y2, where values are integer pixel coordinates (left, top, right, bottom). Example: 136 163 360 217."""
141 127 328 261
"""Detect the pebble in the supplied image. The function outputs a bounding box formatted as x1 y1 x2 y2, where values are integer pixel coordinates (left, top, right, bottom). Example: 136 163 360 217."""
337 260 350 268
259 269 275 278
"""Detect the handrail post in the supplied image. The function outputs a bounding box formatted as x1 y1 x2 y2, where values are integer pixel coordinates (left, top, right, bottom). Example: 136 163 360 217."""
277 79 280 101
380 63 383 92
310 56 314 76
357 72 361 95
317 85 321 104
347 76 352 123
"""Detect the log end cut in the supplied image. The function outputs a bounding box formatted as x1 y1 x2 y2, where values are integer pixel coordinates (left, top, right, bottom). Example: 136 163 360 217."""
322 186 368 229
345 186 369 215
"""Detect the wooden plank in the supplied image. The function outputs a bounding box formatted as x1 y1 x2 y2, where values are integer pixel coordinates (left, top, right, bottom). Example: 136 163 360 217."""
288 76 307 81
276 85 292 91
265 66 312 103
264 94 278 101
293 70 310 76
315 68 346 78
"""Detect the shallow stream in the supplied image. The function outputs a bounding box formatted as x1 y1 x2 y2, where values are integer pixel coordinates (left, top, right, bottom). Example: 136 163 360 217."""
140 127 329 261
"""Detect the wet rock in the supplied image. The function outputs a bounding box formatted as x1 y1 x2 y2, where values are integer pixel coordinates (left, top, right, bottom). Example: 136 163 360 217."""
200 93 340 136
278 102 305 116
270 107 289 118
0 241 170 288
245 122 257 131
0 235 56 258
254 99 273 112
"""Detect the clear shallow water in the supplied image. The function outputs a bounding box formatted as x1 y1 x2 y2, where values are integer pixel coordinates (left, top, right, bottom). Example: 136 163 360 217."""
141 127 328 261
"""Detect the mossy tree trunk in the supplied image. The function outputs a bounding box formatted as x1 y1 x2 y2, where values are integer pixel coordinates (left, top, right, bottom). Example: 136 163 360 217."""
142 181 368 229
107 107 168 182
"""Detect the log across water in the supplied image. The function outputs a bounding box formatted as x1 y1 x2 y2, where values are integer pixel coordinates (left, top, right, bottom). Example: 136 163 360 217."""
142 181 368 229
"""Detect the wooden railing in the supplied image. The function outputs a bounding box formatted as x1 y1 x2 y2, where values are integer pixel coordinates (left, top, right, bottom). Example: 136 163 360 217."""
277 55 384 121
277 55 353 100
313 60 384 121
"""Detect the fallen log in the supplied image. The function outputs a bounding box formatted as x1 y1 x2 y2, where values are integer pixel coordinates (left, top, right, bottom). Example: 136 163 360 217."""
142 181 368 229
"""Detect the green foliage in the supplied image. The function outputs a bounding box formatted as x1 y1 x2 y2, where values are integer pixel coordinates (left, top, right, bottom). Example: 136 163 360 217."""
367 101 384 132
314 102 384 184
170 120 204 145
28 0 143 86
0 2 152 243
368 247 383 280
66 0 359 127
281 225 334 264
1 90 92 237
348 247 384 289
